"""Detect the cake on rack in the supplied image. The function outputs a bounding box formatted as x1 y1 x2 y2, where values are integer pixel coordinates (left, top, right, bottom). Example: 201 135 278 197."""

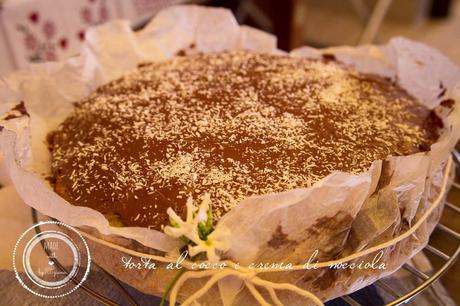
47 51 442 230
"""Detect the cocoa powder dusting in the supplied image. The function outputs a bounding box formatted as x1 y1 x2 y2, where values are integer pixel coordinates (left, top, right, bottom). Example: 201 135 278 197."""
47 52 442 229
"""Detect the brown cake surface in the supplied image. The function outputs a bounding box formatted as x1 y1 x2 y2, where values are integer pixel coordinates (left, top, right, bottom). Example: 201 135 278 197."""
48 51 441 230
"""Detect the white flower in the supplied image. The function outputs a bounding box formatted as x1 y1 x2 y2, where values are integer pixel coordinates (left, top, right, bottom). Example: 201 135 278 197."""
188 226 231 262
164 193 231 262
196 193 210 223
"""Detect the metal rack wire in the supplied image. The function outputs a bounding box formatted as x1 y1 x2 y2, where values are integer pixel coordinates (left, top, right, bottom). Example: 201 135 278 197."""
31 151 460 306
340 151 460 306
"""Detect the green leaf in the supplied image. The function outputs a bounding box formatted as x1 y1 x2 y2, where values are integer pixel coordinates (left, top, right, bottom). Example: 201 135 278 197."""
197 222 208 240
206 207 213 229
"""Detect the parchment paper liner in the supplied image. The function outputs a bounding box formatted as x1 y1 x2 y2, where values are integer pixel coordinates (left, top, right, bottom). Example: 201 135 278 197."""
1 5 460 305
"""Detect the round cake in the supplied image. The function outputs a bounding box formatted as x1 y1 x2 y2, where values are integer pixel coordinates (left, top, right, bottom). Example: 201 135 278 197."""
47 51 441 230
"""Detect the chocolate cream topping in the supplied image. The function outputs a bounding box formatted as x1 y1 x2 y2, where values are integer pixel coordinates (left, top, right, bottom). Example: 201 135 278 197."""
47 51 441 229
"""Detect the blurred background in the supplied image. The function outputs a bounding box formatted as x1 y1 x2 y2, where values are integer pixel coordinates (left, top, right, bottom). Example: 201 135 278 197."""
0 1 459 305
0 0 459 76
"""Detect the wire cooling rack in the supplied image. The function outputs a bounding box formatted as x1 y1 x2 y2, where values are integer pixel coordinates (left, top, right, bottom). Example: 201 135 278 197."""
31 151 460 306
